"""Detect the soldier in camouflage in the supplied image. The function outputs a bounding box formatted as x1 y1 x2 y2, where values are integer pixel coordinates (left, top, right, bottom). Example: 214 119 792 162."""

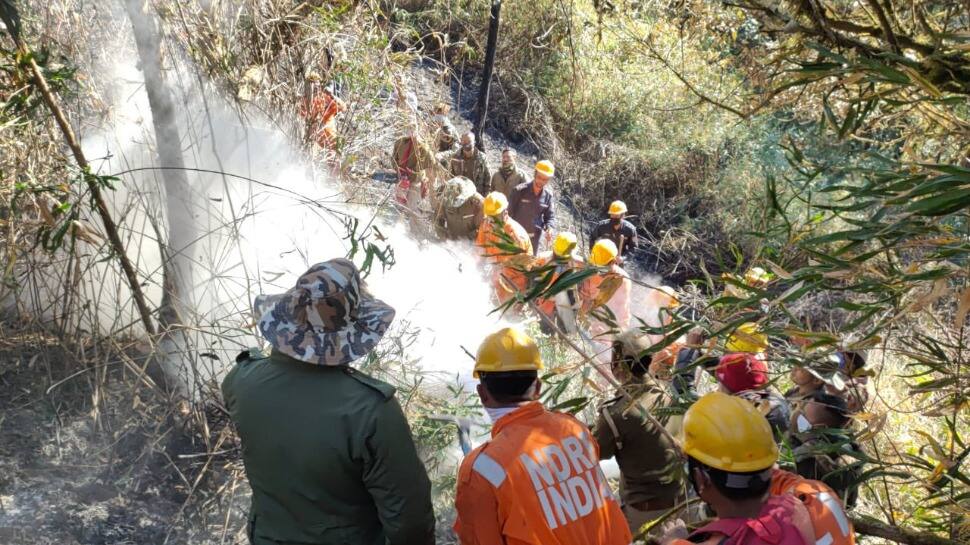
434 176 484 241
222 259 435 545
449 132 491 195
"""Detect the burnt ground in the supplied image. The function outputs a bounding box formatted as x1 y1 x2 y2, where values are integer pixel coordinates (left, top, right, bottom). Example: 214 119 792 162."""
0 327 249 545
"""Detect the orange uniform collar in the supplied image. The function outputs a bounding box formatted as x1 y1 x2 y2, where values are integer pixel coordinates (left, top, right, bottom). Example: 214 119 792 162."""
491 401 545 437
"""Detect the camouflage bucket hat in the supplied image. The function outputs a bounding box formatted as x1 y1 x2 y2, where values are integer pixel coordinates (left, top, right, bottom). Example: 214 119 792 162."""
442 176 477 209
254 258 395 366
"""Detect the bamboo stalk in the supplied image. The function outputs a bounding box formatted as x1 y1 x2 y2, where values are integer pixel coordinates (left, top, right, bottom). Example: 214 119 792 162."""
9 33 158 339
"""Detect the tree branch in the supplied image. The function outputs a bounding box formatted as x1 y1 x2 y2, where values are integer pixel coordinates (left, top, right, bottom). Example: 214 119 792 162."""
5 21 159 341
850 516 964 545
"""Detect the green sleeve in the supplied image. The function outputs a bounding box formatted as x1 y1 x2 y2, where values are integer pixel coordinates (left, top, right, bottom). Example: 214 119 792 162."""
220 365 239 411
361 397 435 545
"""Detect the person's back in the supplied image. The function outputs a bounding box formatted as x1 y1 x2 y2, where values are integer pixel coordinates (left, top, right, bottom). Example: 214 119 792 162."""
674 494 814 545
454 328 630 545
442 194 484 240
594 330 684 535
585 258 632 336
658 393 832 545
476 214 533 262
435 177 483 240
224 258 434 545
224 351 433 544
456 402 630 545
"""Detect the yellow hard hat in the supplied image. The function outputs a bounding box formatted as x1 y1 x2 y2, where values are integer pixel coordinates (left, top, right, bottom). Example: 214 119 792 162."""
535 160 555 177
552 232 578 258
682 392 778 472
726 322 768 354
483 192 508 217
744 267 771 287
473 327 544 378
590 239 618 266
608 200 627 216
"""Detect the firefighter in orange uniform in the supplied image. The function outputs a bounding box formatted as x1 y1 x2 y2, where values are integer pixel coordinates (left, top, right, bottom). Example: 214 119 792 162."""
301 75 346 151
454 327 632 545
584 239 632 336
658 392 855 545
534 232 594 334
476 192 534 305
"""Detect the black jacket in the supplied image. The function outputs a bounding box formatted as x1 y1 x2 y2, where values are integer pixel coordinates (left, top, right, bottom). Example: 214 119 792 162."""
590 219 638 256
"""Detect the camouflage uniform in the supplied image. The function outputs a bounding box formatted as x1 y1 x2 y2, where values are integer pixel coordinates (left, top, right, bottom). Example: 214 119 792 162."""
448 149 492 196
434 177 484 240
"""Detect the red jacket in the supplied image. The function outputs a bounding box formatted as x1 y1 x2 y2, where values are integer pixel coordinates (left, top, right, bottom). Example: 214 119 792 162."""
670 494 814 545
454 402 631 545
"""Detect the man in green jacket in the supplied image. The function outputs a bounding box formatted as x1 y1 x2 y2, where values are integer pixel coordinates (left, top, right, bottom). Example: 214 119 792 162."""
593 329 685 537
223 258 435 545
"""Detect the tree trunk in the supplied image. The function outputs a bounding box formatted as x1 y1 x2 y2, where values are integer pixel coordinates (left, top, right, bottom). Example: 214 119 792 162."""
473 0 501 151
123 0 198 395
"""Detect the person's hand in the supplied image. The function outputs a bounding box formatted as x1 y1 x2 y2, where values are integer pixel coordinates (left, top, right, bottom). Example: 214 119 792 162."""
615 256 624 266
657 518 689 545
686 327 706 347
544 230 553 243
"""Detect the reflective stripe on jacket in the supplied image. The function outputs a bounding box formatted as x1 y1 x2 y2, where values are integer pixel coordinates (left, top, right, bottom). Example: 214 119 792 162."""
771 469 855 545
454 402 631 545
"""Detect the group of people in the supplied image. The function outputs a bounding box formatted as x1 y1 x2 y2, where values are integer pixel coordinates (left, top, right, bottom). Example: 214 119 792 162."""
232 84 865 545
223 254 866 545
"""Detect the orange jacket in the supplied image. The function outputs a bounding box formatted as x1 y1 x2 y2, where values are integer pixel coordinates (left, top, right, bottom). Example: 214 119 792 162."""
771 469 855 545
476 216 533 261
533 253 594 318
476 217 534 304
302 92 346 147
454 403 631 545
586 264 632 336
